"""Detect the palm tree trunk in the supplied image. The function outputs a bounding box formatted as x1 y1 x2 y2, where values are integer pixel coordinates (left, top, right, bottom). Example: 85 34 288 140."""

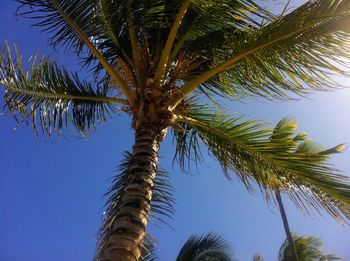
275 190 299 261
101 124 165 261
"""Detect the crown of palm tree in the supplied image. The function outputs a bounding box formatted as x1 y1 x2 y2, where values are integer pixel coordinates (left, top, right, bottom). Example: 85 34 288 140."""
278 234 342 261
175 233 234 261
254 233 342 261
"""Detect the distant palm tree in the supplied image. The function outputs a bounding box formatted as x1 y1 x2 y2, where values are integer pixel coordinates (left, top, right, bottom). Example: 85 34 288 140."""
140 232 234 261
253 234 341 261
278 234 342 261
270 118 305 261
172 233 341 261
1 1 350 260
175 233 234 261
269 118 346 261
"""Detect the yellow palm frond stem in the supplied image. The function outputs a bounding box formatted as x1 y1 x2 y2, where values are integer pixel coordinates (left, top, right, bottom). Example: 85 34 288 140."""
51 0 136 104
154 0 192 87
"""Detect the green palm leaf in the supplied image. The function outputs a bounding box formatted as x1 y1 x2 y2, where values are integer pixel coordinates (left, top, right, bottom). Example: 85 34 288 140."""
175 232 234 261
0 45 121 135
271 118 348 219
16 0 102 54
16 0 135 101
173 105 350 222
173 0 350 106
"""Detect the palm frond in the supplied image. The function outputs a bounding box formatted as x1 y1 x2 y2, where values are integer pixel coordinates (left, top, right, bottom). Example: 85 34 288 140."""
154 0 191 86
279 234 342 261
16 0 101 54
175 232 234 261
95 151 175 261
15 0 135 102
167 0 273 101
87 0 181 73
173 106 350 223
90 0 271 82
87 0 188 73
117 0 269 52
172 0 350 107
319 255 343 261
0 44 119 135
91 0 132 68
253 255 264 261
271 118 349 222
139 235 158 261
171 0 273 90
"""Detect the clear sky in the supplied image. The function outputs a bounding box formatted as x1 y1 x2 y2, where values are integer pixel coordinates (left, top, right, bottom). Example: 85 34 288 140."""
0 1 350 260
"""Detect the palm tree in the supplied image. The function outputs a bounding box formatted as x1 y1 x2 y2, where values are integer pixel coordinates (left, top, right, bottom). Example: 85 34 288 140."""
254 234 341 261
175 233 234 261
1 0 350 260
140 232 234 261
269 118 346 261
278 234 342 261
156 233 341 261
270 118 305 261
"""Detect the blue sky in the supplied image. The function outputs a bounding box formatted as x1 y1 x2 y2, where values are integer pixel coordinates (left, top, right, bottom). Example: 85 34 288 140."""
0 1 350 260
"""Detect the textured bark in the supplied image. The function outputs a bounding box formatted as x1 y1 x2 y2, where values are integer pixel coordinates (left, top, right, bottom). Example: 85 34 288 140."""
276 190 299 261
101 124 164 261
